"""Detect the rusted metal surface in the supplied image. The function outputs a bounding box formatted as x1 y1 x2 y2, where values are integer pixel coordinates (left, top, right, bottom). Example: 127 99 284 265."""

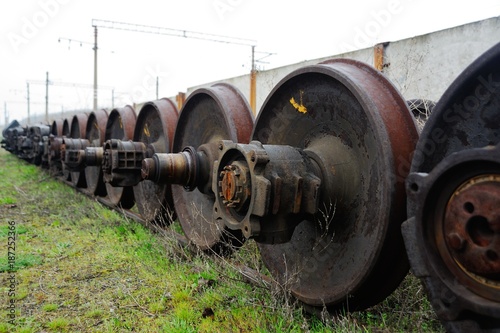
142 147 198 188
444 175 500 281
403 41 500 332
252 59 418 311
213 141 320 243
84 109 109 196
132 98 178 223
103 105 136 208
373 42 386 71
102 139 147 186
50 119 64 137
62 138 90 171
28 124 51 166
46 119 65 173
48 135 64 175
1 120 24 155
11 124 51 166
62 119 70 136
67 113 89 187
170 83 253 251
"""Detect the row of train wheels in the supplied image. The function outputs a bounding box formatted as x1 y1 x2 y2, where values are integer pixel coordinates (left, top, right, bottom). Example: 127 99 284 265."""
2 42 499 332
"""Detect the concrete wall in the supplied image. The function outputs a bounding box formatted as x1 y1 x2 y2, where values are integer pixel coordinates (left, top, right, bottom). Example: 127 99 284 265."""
188 16 500 114
383 16 500 102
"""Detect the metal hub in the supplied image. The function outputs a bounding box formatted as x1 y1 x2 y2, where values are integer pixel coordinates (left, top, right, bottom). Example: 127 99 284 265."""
214 141 321 243
444 175 500 281
102 139 147 187
141 146 199 190
68 113 89 188
219 162 250 211
61 138 90 171
103 105 136 208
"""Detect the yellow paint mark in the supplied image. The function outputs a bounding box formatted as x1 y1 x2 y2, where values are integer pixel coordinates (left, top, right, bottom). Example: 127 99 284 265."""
144 124 150 137
119 118 123 129
290 90 307 114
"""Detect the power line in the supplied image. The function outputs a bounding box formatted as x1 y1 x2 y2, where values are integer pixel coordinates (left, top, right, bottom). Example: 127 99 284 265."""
91 19 257 47
27 79 113 90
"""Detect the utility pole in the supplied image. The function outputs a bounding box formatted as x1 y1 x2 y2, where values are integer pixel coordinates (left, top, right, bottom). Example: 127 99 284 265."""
156 76 159 100
93 25 98 111
26 83 31 124
45 72 49 123
92 19 258 110
4 101 8 126
250 46 256 115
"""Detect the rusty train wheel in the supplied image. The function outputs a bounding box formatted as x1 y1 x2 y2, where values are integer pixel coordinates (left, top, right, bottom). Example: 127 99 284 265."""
253 59 419 311
48 119 66 176
404 42 500 332
51 119 64 137
172 83 253 251
48 119 65 172
68 113 88 187
133 99 178 223
104 106 136 209
62 119 70 136
85 109 108 196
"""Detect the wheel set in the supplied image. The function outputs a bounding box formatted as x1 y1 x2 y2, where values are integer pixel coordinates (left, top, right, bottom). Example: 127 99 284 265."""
2 43 500 332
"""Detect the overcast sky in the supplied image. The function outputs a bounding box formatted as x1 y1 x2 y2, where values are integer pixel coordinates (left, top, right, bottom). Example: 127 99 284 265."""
1 0 499 123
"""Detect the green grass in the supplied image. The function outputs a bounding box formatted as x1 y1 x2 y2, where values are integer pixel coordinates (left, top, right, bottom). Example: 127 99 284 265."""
0 149 444 332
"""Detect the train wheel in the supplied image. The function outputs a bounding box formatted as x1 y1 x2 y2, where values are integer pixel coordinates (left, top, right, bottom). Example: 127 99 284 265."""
103 106 136 209
403 42 500 332
172 83 253 252
62 119 70 136
252 59 419 311
133 99 178 223
68 113 88 187
85 109 108 196
48 119 65 176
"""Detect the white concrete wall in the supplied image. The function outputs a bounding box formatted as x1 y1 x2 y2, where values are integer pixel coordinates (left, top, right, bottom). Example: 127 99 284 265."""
382 16 500 102
187 16 500 114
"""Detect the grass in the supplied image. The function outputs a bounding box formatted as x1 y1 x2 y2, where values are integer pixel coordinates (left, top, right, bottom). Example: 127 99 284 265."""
0 149 444 332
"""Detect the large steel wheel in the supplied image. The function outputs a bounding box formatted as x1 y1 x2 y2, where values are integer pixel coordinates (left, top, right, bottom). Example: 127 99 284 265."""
68 113 88 187
133 99 178 223
403 42 500 332
253 59 419 311
62 119 70 137
48 119 66 177
51 119 64 138
84 109 108 196
172 83 253 251
104 106 136 209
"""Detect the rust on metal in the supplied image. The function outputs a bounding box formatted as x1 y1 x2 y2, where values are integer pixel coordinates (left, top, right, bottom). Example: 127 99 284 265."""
104 105 136 208
253 58 418 310
444 175 500 280
171 83 254 251
67 113 89 187
85 109 109 196
132 98 179 223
